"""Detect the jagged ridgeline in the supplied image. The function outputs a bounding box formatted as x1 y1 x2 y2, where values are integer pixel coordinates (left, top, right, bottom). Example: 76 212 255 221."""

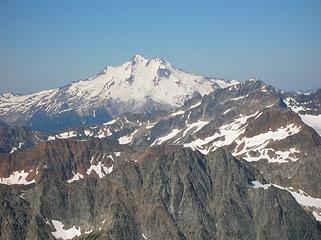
0 56 321 240
0 146 320 239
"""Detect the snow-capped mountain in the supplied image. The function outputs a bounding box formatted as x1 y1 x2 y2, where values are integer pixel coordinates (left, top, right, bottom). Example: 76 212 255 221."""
0 55 237 132
1 76 321 240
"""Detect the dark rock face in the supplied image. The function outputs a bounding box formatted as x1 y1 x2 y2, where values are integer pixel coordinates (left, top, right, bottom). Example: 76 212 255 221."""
0 145 320 239
247 148 321 198
0 185 32 240
0 125 45 154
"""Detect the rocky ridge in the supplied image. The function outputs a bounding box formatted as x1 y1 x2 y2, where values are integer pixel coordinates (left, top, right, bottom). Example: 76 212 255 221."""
1 57 321 239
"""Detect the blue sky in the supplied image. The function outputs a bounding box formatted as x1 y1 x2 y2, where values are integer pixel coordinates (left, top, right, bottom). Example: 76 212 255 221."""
0 0 320 94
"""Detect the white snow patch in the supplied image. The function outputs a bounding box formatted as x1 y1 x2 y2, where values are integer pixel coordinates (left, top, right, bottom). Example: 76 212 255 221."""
230 95 246 101
84 228 93 234
299 114 321 136
283 98 321 135
103 118 117 125
215 79 239 89
86 156 113 178
223 108 233 115
234 123 301 161
283 97 311 113
251 181 270 190
146 123 156 129
10 142 24 154
10 147 17 154
189 101 202 110
51 220 81 240
57 131 77 139
170 110 185 117
243 148 300 163
118 129 139 145
182 121 209 138
0 170 36 185
48 131 77 140
313 212 321 222
66 172 84 183
151 128 182 146
184 113 257 154
96 128 113 138
84 130 93 137
142 233 148 239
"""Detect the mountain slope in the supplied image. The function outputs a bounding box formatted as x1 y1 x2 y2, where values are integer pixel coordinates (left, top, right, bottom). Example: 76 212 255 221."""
52 80 321 164
0 124 46 154
0 55 237 132
42 79 321 220
0 144 320 239
1 56 321 239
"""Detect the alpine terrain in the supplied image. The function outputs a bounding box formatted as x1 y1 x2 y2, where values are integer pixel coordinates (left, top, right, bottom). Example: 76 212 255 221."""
1 55 321 240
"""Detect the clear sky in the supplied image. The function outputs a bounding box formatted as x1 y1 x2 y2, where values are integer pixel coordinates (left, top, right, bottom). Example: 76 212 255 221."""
0 0 320 94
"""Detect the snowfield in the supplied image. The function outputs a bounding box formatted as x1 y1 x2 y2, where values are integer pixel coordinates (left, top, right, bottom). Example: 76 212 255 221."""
0 55 238 123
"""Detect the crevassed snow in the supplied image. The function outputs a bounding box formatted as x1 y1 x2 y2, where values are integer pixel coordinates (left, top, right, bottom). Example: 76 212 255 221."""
66 172 84 183
251 180 321 221
51 220 81 240
118 129 139 145
0 170 36 185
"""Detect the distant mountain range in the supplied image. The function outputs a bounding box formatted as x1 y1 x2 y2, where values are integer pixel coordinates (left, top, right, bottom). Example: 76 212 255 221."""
0 55 237 132
0 55 321 240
